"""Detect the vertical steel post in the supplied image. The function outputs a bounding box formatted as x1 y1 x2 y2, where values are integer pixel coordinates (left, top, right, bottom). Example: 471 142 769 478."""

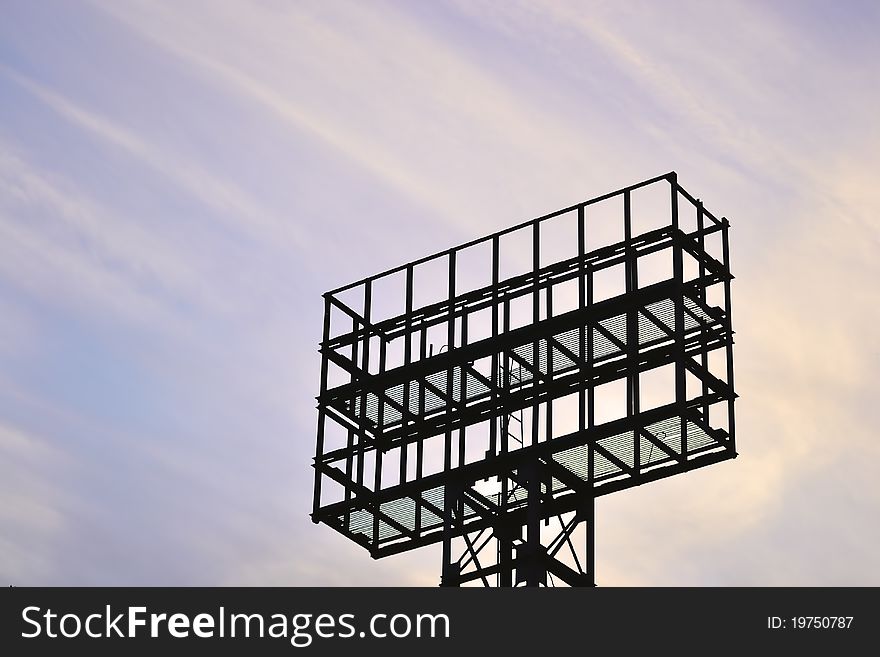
670 173 687 459
313 295 333 518
722 218 736 452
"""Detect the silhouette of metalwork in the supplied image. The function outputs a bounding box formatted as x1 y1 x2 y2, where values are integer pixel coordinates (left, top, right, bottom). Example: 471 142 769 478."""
312 172 737 586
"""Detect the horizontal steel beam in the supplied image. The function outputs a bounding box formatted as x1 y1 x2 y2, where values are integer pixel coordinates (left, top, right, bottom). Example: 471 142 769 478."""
369 447 735 559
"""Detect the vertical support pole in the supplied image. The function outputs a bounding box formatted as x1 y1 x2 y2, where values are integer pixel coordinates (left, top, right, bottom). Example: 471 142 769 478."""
441 250 457 584
546 284 553 444
355 428 366 493
416 323 426 533
313 295 333 518
498 288 513 587
578 205 587 449
670 173 687 460
544 282 554 529
346 284 369 524
400 266 413 485
373 315 387 549
577 203 596 507
501 297 511 456
346 314 360 509
445 250 456 473
497 524 513 587
585 494 596 586
696 202 710 423
624 190 640 472
458 312 468 468
519 220 545 585
722 218 736 452
581 204 597 587
524 462 543 587
531 222 541 448
352 287 372 506
441 481 460 586
489 236 500 457
587 267 595 483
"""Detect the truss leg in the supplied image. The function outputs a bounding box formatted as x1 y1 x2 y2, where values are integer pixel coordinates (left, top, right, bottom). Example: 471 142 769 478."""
585 495 596 587
440 481 460 587
439 472 596 587
516 462 546 586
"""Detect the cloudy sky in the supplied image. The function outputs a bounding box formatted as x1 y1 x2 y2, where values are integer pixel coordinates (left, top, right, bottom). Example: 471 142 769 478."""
1 0 879 586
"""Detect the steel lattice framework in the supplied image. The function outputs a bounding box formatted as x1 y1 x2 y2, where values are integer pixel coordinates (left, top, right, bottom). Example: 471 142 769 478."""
312 172 737 586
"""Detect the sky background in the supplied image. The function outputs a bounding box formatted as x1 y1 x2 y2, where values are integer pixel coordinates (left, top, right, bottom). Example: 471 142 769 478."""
1 0 879 586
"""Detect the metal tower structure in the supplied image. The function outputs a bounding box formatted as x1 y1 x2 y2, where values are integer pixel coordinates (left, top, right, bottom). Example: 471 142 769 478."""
312 172 737 586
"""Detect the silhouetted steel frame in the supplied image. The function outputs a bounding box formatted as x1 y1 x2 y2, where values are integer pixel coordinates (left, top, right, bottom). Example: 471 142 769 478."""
312 172 736 586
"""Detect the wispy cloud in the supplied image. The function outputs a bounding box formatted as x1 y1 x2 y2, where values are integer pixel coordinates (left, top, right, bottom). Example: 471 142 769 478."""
91 0 637 232
0 421 68 583
1 0 878 586
1 64 304 256
0 142 213 330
